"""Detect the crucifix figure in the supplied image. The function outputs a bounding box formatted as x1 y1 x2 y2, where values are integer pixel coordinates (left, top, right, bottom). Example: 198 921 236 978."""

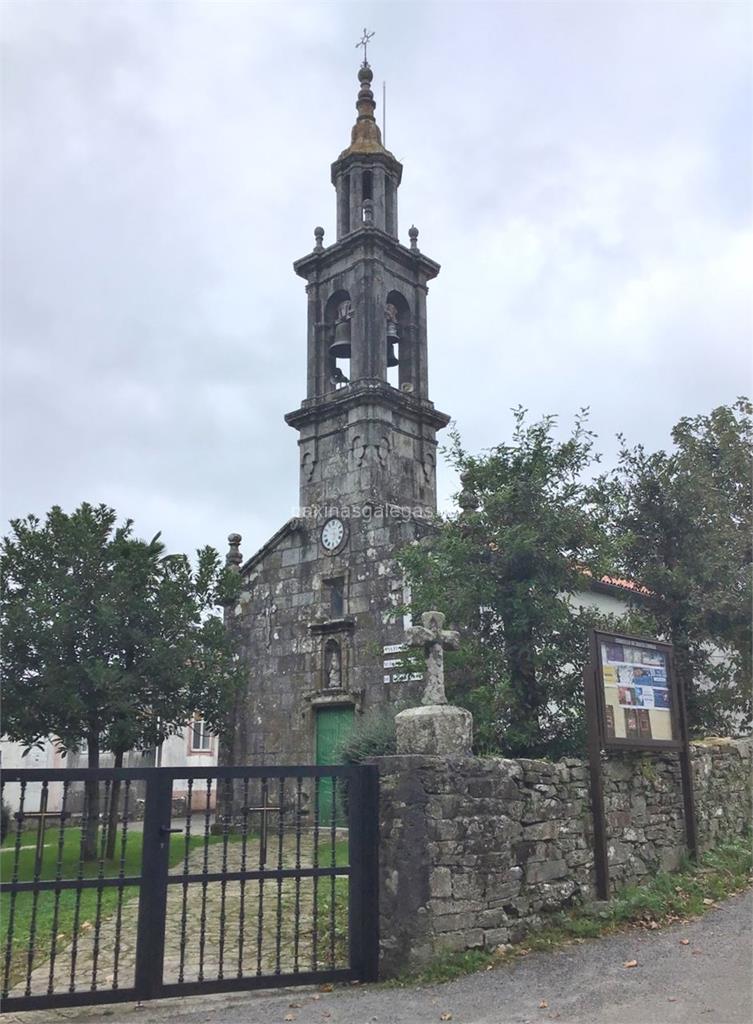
407 610 460 706
355 28 375 65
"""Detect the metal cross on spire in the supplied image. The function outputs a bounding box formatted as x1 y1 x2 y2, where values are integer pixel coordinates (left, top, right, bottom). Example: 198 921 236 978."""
356 27 375 65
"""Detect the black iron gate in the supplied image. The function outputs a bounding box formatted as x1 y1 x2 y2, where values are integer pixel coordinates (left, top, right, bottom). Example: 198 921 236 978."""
0 765 379 1012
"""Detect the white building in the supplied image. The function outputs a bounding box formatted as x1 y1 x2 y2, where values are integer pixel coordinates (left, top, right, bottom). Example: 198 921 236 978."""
0 715 218 813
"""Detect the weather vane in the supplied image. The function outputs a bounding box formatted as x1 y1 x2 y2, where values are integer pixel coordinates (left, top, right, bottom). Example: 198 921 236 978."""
356 28 375 65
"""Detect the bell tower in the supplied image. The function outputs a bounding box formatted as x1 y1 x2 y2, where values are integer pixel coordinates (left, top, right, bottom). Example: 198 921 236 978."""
285 57 450 514
224 47 453 770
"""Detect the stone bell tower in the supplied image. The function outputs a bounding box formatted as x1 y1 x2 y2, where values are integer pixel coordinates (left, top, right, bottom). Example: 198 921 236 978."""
286 60 449 513
224 55 450 768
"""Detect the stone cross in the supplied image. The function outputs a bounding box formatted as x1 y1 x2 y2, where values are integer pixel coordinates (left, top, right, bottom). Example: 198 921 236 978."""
407 610 460 706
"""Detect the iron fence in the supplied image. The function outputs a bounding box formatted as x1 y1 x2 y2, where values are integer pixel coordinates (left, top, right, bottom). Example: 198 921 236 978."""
0 764 379 1011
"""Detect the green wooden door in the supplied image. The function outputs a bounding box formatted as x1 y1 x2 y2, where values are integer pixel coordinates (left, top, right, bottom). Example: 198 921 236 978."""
315 707 354 826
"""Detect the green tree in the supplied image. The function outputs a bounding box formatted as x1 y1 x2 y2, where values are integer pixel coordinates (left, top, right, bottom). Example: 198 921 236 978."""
1 503 242 857
604 399 752 735
399 409 625 759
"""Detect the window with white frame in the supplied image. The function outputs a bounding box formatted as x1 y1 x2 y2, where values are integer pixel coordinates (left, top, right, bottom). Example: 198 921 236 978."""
189 716 212 752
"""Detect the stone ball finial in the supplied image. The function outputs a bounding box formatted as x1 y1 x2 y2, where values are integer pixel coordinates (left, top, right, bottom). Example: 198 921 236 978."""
408 225 419 250
358 64 373 84
313 226 324 251
226 533 242 571
458 470 479 512
458 490 479 513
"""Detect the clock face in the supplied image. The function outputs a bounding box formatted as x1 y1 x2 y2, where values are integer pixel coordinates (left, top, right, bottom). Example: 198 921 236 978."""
321 517 346 552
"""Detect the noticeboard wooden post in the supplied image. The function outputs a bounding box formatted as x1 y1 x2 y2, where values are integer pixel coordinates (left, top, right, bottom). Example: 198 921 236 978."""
584 629 697 899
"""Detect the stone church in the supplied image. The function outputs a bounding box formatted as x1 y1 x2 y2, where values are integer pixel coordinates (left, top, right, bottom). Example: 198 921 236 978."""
223 58 450 767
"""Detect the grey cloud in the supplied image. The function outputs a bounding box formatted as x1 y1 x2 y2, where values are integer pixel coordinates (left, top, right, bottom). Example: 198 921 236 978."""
2 1 750 557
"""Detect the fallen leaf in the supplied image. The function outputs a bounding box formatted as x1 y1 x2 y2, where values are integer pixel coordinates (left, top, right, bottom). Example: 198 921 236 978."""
312 994 321 1001
288 1003 302 1009
284 1016 295 1022
647 921 659 930
702 898 714 905
680 939 690 946
623 960 638 969
539 1000 549 1008
319 983 334 992
439 1015 453 1022
668 997 677 1003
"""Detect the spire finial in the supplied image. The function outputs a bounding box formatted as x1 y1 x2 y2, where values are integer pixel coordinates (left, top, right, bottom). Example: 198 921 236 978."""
341 42 382 154
355 28 375 66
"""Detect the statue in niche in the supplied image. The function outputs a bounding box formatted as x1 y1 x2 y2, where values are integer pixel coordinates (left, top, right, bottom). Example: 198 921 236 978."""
325 641 342 690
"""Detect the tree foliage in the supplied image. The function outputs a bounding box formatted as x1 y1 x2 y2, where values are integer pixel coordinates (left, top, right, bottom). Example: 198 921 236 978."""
1 503 243 853
399 409 629 759
603 398 752 735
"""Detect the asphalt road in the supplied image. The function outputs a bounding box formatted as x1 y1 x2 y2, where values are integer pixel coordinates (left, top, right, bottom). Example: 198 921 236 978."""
9 889 752 1024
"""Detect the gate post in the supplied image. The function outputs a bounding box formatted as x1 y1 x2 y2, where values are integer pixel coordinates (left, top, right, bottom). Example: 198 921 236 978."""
134 771 173 1001
347 764 379 982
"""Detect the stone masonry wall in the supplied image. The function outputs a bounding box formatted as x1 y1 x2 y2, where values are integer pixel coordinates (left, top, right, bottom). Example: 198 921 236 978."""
375 738 752 976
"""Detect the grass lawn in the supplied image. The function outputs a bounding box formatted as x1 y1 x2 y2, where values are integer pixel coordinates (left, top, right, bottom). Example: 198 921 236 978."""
313 840 350 967
0 826 241 991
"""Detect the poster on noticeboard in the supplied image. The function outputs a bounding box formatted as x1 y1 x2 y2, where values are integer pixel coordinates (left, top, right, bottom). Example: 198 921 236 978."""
595 632 679 747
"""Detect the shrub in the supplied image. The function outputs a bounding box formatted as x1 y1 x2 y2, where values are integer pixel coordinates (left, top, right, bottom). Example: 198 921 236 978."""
335 704 401 764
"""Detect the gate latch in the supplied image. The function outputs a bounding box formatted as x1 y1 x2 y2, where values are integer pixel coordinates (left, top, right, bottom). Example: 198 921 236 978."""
159 826 183 836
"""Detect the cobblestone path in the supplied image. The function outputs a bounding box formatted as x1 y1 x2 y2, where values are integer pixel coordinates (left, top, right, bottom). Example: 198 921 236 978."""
12 834 349 999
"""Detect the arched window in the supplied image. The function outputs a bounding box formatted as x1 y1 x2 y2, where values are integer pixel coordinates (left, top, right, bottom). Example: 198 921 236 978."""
325 290 352 390
385 290 412 390
339 173 350 234
385 174 396 234
362 169 373 201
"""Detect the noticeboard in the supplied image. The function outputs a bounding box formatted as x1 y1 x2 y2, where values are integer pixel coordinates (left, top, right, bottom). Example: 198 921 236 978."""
591 630 682 750
583 628 696 898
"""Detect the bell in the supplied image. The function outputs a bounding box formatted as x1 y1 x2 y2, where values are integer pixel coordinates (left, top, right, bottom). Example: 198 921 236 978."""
386 321 399 340
387 339 399 367
329 319 351 360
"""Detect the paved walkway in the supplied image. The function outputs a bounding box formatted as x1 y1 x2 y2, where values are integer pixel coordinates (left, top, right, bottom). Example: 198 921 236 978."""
8 888 751 1024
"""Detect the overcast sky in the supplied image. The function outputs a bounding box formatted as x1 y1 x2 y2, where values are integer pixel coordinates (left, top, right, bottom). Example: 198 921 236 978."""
2 1 750 563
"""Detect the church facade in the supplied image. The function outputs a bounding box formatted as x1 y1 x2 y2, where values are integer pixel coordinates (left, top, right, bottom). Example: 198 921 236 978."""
223 59 450 766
